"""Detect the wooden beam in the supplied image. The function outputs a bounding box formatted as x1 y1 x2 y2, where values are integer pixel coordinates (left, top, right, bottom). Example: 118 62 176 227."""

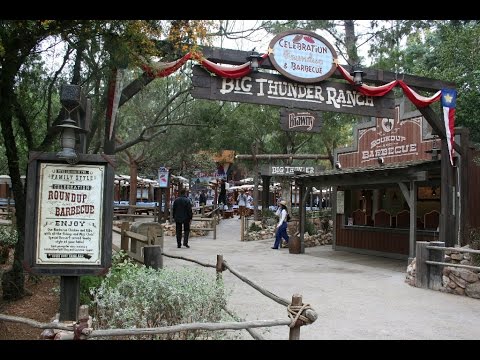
300 170 427 188
398 182 411 208
236 154 329 160
200 46 455 91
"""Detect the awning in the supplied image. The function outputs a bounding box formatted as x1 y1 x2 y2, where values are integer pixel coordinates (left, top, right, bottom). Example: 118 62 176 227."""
293 159 441 188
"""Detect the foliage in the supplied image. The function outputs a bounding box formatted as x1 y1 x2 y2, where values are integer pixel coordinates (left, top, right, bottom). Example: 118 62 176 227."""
91 265 230 340
79 250 132 306
261 208 276 218
249 222 262 232
80 275 103 306
0 226 18 263
304 220 317 236
0 226 18 248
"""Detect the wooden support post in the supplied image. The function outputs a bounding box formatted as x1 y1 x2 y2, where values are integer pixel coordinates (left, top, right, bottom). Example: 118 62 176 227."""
59 276 80 322
74 305 90 340
120 221 129 252
289 294 303 340
415 241 429 289
240 215 244 241
213 218 217 239
216 254 223 281
429 241 445 290
408 180 417 261
144 245 163 269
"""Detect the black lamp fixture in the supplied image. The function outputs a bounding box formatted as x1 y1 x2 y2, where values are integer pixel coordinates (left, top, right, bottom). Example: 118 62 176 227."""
56 116 86 164
431 186 437 197
350 64 366 86
246 48 262 73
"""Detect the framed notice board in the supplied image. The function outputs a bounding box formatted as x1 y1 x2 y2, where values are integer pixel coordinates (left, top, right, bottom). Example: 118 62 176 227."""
24 152 115 275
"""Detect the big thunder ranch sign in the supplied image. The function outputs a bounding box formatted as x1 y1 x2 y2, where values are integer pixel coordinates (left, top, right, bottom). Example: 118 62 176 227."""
192 30 395 118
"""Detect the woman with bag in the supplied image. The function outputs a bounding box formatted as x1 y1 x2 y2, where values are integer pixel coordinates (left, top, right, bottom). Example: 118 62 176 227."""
272 200 289 249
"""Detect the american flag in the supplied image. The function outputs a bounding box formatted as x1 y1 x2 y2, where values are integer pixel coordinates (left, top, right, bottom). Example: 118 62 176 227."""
441 89 457 166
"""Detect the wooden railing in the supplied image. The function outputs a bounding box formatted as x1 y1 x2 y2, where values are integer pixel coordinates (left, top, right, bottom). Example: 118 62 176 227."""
415 241 480 290
1 237 317 340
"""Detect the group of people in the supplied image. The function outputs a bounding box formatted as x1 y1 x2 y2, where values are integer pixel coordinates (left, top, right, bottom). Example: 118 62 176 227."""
172 184 290 251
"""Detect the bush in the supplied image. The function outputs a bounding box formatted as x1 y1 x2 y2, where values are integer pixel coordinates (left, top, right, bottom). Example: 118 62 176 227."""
249 222 262 232
91 266 230 340
80 251 133 306
304 220 317 236
0 226 18 263
0 226 18 248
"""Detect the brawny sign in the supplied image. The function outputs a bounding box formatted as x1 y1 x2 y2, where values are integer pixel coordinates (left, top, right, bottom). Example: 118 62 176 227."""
280 108 322 133
191 66 395 118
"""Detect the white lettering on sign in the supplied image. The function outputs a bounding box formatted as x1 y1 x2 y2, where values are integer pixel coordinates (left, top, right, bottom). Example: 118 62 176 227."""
219 78 375 111
271 166 315 175
362 144 418 161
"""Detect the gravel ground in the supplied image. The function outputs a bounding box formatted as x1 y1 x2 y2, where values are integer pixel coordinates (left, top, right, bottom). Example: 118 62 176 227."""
114 217 480 340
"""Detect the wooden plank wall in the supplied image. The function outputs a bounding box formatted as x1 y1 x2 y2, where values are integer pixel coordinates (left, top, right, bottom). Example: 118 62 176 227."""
467 148 480 230
335 214 438 255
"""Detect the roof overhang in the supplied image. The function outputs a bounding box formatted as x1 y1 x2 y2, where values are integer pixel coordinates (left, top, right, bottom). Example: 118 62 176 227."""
293 160 441 188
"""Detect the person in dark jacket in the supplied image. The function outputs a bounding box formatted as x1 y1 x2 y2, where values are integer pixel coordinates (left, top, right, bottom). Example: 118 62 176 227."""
218 179 227 205
173 188 193 248
199 190 207 206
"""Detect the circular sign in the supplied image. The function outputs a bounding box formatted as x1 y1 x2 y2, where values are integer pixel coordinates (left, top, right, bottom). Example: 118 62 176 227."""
268 30 338 83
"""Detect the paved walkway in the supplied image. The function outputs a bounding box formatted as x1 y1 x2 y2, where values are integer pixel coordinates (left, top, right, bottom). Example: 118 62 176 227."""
113 217 480 340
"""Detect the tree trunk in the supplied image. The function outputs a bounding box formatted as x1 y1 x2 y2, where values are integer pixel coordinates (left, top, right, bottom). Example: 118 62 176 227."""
0 63 26 300
344 20 359 65
129 161 138 210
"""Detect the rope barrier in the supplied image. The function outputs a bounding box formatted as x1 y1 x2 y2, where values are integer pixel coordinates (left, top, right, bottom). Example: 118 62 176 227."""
287 303 313 328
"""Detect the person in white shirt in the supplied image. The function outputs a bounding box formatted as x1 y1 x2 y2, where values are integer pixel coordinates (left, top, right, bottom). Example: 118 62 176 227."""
272 200 289 249
237 189 247 218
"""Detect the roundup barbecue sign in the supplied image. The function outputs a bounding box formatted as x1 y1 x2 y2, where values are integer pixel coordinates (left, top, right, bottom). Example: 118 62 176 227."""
268 30 338 83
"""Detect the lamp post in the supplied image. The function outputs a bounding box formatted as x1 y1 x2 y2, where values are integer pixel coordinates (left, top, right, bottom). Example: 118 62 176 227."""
350 65 365 86
56 117 87 164
246 49 262 73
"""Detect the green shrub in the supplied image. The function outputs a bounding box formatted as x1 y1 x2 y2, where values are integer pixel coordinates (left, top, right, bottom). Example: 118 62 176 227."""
249 222 262 232
91 266 230 340
261 208 276 218
304 220 317 236
0 226 18 248
80 250 134 306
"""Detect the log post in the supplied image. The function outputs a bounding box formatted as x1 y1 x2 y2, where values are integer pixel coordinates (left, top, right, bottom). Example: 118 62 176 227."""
144 245 163 269
240 215 245 241
289 294 303 340
216 254 223 281
213 218 217 239
73 305 90 340
429 241 445 290
415 241 429 289
120 221 129 252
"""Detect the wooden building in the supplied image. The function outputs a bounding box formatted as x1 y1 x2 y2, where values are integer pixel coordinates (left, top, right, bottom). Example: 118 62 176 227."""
294 99 480 260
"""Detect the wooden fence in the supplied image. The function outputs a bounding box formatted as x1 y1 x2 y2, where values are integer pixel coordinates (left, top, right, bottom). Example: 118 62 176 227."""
415 241 480 290
1 226 317 340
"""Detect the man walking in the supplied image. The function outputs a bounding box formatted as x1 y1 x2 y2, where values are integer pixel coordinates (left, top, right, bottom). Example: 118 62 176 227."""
173 188 193 248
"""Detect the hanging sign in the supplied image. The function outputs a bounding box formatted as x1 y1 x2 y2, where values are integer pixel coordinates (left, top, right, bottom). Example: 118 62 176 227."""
280 108 322 133
158 167 170 188
268 29 338 83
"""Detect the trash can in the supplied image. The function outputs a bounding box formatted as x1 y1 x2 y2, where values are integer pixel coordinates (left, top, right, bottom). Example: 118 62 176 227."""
289 233 301 254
